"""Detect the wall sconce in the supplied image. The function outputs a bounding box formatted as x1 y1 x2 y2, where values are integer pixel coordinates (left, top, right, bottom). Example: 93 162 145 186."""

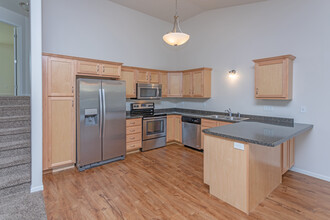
228 70 238 79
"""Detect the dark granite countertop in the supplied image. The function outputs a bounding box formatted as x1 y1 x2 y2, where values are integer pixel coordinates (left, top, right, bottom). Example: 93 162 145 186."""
203 121 313 147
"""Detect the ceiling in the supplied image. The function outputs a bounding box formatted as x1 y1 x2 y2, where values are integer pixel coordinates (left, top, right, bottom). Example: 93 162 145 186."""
108 0 266 22
0 0 29 17
0 22 14 45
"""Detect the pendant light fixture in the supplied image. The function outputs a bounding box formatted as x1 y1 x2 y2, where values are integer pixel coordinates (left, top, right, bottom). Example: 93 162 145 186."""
163 0 190 46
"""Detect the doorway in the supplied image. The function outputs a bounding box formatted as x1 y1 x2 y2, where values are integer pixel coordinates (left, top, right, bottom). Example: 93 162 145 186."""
0 21 17 96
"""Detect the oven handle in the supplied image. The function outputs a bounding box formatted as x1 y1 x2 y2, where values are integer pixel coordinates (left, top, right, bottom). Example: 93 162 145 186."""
143 116 167 121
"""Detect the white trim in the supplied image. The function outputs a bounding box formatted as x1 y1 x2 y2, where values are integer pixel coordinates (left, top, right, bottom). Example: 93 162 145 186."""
290 167 330 182
30 185 44 193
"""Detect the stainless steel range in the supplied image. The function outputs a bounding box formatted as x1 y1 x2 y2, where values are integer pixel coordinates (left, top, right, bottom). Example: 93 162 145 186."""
130 103 167 151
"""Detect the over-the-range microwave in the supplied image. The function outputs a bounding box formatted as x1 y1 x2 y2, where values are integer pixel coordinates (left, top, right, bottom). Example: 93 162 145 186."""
135 83 162 100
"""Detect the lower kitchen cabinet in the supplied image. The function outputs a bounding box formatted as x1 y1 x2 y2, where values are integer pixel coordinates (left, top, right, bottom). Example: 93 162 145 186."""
201 119 233 149
282 138 295 174
167 115 182 143
126 118 142 152
44 97 76 169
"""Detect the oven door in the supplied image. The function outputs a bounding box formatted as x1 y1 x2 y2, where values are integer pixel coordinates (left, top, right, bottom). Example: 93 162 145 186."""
143 117 167 140
137 83 162 100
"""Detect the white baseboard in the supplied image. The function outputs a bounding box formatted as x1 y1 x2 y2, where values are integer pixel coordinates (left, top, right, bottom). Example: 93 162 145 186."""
290 167 330 182
30 185 44 193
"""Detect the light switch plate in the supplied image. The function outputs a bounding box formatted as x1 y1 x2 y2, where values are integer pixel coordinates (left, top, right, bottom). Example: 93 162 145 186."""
234 142 244 151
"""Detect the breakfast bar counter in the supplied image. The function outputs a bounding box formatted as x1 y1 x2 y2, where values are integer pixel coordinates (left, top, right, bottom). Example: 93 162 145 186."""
202 121 313 214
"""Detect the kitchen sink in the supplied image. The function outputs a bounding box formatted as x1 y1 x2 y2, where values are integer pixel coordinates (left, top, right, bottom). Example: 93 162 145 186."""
209 115 249 122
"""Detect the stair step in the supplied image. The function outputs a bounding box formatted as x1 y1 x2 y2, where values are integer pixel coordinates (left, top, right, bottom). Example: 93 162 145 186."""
0 105 30 117
0 127 30 136
0 132 30 144
0 151 30 169
0 140 30 152
0 119 30 130
0 164 30 190
0 182 30 198
0 96 30 106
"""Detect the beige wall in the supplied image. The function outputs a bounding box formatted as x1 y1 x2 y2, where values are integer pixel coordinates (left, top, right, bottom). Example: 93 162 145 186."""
0 21 14 96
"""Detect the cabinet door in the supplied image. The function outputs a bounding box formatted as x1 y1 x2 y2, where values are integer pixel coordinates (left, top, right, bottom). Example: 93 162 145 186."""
289 138 295 168
48 97 75 168
168 72 182 97
101 64 121 78
166 116 175 142
47 57 75 97
120 69 136 98
137 71 149 83
255 60 286 98
174 116 182 143
76 61 100 75
159 72 168 97
149 72 159 84
192 71 204 97
182 72 192 97
201 126 211 149
281 140 290 174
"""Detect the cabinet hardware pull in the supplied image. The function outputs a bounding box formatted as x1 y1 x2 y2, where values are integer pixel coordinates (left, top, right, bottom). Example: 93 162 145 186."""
256 88 259 95
72 86 74 93
97 65 99 72
72 100 74 107
103 66 105 73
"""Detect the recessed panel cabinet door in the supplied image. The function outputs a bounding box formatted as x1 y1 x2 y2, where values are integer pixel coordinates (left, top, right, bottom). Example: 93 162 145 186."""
255 61 285 98
48 57 75 97
192 71 204 97
48 97 75 168
137 71 149 83
182 72 192 97
101 64 121 78
168 72 182 97
120 69 136 98
149 72 159 84
159 72 168 97
166 116 175 142
76 61 100 75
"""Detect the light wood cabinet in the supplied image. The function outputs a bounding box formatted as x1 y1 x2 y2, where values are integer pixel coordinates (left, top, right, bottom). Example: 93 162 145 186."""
126 118 142 153
182 72 193 97
201 119 233 149
136 69 159 84
47 97 76 168
254 55 295 100
120 67 137 98
47 57 75 97
149 72 159 84
166 115 182 143
168 72 183 97
181 68 212 98
159 72 168 97
281 138 295 174
77 60 121 78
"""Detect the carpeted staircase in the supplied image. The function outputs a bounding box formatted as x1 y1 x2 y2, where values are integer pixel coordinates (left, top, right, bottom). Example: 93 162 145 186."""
0 96 46 220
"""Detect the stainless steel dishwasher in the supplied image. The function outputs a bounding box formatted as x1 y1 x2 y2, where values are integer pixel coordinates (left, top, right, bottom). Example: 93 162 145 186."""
182 116 201 150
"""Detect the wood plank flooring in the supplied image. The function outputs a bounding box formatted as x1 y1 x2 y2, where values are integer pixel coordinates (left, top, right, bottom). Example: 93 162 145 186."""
43 144 330 220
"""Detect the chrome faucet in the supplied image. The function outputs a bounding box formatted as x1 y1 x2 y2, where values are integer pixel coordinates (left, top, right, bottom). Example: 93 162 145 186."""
225 108 232 117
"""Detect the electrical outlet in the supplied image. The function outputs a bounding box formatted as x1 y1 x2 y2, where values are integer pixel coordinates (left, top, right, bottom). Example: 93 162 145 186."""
264 106 274 111
234 142 244 151
301 106 307 113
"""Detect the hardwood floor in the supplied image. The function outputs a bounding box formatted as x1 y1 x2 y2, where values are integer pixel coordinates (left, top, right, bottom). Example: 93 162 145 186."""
43 144 330 220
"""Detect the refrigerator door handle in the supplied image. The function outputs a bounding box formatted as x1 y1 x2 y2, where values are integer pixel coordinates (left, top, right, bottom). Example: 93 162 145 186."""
99 89 103 138
102 88 106 134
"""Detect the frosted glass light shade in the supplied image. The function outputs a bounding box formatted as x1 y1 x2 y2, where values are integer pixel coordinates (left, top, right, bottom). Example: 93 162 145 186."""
163 32 190 46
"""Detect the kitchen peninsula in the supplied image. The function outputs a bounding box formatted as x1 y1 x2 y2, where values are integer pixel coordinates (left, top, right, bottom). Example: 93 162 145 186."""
203 121 313 214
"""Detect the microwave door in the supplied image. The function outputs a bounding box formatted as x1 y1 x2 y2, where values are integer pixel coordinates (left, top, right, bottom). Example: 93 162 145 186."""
139 87 159 99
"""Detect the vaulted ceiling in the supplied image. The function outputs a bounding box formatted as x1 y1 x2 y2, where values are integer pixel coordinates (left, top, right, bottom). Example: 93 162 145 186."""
108 0 266 22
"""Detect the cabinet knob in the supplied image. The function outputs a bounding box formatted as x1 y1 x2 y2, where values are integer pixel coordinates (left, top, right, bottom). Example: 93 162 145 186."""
256 88 259 95
72 86 74 93
103 66 105 73
97 65 99 72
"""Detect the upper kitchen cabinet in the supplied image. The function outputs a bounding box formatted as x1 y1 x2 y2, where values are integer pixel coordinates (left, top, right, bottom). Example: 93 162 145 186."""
136 68 160 84
46 57 75 97
168 72 183 97
120 67 137 98
182 72 193 97
254 55 296 100
159 71 168 97
76 59 122 78
181 68 212 98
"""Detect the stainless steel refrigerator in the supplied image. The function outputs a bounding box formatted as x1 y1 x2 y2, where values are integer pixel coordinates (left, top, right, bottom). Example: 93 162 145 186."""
77 78 126 171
